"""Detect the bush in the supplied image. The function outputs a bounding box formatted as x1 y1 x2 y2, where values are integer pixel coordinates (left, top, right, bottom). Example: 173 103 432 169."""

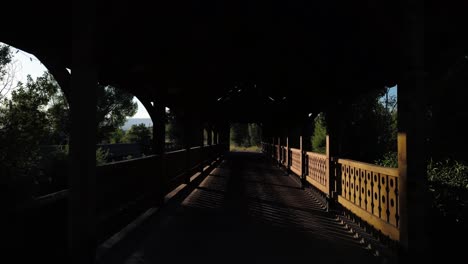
311 113 326 153
374 152 398 168
96 147 109 166
428 159 468 189
426 158 468 228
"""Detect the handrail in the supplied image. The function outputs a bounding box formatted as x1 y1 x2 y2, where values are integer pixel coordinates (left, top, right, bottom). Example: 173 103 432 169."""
290 148 301 153
337 158 398 177
166 149 187 155
305 151 328 194
336 158 400 240
261 141 400 241
306 151 326 158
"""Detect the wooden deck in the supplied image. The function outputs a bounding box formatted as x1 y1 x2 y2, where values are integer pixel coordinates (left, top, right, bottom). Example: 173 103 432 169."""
97 152 386 264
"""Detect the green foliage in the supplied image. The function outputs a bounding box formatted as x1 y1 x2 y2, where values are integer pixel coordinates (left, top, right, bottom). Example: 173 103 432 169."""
427 158 468 224
230 123 261 148
231 123 248 146
230 145 261 152
428 159 468 189
124 123 152 154
0 71 139 198
248 123 262 146
0 44 12 80
166 109 182 147
326 87 397 163
374 152 398 168
0 74 55 171
97 85 137 143
0 73 57 201
124 123 151 144
110 129 126 144
311 113 327 153
96 147 109 166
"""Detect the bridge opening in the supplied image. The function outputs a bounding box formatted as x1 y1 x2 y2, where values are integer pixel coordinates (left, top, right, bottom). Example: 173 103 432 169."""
229 122 262 152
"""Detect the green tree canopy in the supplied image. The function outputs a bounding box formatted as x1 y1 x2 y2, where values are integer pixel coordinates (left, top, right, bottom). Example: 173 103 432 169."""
97 85 137 142
0 44 13 99
0 44 12 80
312 113 327 154
0 74 57 201
124 123 151 144
230 123 262 148
124 123 152 154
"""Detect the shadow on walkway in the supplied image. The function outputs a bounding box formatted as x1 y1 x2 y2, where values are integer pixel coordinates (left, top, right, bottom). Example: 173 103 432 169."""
97 152 383 264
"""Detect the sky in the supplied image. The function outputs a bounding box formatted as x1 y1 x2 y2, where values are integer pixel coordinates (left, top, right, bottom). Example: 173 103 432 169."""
3 44 151 119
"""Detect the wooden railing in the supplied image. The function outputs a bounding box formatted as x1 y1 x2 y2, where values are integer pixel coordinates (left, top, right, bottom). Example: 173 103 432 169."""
281 146 288 166
17 143 225 255
166 149 188 181
262 141 400 241
188 146 203 171
306 151 329 195
275 144 280 161
290 148 302 176
337 159 399 240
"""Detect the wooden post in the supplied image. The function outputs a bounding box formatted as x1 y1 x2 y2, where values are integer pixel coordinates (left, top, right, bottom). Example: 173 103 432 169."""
277 137 281 166
285 136 290 174
398 58 427 255
398 0 427 259
325 135 336 210
207 124 213 146
154 102 167 204
70 1 97 262
325 135 335 197
300 136 306 188
183 110 191 184
199 119 205 172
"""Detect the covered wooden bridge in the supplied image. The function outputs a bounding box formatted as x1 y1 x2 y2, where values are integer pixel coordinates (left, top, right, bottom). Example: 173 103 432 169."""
2 0 467 263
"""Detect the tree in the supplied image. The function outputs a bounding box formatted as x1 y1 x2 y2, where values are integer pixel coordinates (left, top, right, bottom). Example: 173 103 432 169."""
231 123 249 146
0 74 56 201
166 108 183 147
0 71 139 198
311 113 327 153
109 128 126 144
323 87 397 163
0 44 14 100
96 85 137 143
248 123 262 146
124 123 152 154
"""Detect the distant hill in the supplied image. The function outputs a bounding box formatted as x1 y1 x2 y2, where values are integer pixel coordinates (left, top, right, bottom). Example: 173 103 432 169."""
122 118 152 130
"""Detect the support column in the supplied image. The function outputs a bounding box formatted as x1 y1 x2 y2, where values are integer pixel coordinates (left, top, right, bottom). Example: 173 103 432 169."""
70 1 96 262
285 136 290 174
397 0 426 259
214 126 219 145
198 118 205 171
207 124 213 146
277 137 281 166
300 136 306 188
153 102 167 204
326 105 343 209
182 110 191 183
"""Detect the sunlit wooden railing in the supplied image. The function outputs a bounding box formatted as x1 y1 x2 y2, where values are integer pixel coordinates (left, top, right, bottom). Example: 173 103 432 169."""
262 140 400 241
281 146 288 166
275 145 281 162
290 148 302 176
337 159 399 240
306 151 328 195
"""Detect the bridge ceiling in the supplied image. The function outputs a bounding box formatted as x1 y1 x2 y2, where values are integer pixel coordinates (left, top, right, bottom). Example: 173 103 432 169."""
2 1 467 123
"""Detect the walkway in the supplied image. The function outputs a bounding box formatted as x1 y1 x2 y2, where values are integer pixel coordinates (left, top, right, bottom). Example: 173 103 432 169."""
97 152 381 264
